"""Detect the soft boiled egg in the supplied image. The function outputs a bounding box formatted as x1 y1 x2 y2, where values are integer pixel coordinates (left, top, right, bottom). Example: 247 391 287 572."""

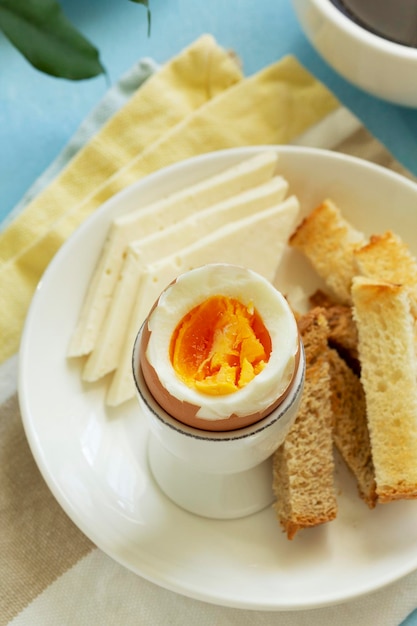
139 263 300 432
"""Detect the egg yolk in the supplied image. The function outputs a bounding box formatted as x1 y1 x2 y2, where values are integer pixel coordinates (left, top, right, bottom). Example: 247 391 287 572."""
169 295 271 395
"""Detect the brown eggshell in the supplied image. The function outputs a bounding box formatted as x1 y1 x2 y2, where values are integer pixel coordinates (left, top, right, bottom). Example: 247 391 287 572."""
139 321 301 432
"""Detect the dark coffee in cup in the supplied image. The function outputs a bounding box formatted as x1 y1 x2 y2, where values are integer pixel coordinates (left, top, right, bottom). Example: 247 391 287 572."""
330 0 417 47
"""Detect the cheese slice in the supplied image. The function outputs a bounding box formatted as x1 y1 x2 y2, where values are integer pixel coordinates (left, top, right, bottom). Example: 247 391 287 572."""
82 175 289 381
68 151 279 358
106 195 300 406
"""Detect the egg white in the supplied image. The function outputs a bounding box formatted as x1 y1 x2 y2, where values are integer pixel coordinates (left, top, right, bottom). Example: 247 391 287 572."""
145 264 299 420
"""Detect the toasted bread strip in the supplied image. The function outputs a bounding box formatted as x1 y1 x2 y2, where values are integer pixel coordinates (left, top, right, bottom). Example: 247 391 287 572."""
309 294 375 506
328 349 377 508
273 309 337 539
351 276 417 503
289 200 366 304
308 289 335 309
354 230 417 315
310 292 360 375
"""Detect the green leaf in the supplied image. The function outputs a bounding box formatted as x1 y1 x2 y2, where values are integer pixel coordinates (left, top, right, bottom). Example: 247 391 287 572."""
0 0 105 80
129 0 151 36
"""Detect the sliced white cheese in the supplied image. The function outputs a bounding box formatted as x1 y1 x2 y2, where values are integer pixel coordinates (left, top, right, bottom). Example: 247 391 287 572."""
81 251 141 379
106 195 300 406
82 175 289 381
68 150 278 358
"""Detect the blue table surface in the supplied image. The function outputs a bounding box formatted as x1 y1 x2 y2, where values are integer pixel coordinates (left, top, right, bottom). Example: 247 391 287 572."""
1 0 417 228
1 1 417 622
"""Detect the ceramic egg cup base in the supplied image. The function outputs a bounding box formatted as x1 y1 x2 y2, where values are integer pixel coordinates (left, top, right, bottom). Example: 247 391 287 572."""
147 432 275 519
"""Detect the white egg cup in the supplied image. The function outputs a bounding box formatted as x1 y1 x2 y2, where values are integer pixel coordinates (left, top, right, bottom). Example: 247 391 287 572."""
132 327 305 520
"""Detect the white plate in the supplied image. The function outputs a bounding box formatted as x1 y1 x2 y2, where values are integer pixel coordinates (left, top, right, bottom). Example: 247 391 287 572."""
19 146 417 610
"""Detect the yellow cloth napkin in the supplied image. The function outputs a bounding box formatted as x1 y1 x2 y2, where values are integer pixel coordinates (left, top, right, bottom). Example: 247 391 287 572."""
0 35 340 364
0 34 242 265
